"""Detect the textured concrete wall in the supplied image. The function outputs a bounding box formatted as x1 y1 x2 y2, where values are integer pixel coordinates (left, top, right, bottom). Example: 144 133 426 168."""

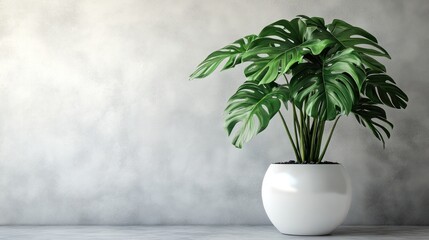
0 0 427 225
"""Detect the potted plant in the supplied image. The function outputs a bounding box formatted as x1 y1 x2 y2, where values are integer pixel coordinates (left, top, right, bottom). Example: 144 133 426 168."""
189 15 408 235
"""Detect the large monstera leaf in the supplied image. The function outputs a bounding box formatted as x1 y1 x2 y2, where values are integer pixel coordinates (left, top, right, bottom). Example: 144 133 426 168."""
290 48 365 120
189 35 257 79
352 98 393 147
363 70 408 109
328 19 390 72
225 81 289 148
299 15 390 72
242 18 333 84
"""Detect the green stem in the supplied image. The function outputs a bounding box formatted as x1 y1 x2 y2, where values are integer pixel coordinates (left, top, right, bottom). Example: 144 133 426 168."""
309 117 318 162
282 74 302 163
299 108 306 162
282 74 290 84
319 116 340 162
316 120 326 162
279 111 301 162
306 114 310 134
291 105 300 153
282 74 300 144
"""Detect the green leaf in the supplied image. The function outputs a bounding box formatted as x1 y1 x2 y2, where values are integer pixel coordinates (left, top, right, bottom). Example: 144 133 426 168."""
189 35 257 79
352 98 393 147
297 15 326 28
362 70 408 109
242 18 333 84
299 15 390 72
290 48 366 120
327 19 384 50
328 19 390 72
224 81 290 148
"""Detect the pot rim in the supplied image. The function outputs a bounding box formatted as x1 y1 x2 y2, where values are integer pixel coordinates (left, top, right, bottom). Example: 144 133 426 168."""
270 163 344 166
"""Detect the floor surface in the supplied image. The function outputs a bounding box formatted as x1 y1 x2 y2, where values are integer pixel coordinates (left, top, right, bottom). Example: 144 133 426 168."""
0 226 427 239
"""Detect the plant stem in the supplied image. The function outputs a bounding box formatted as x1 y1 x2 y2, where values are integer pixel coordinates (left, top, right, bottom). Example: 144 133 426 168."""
299 108 306 162
319 116 340 162
291 105 300 154
305 112 310 134
316 120 325 162
282 74 290 84
282 74 300 143
282 74 302 163
279 111 301 162
309 117 318 162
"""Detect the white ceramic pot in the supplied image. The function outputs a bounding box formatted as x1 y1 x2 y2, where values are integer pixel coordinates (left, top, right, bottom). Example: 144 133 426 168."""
261 164 352 236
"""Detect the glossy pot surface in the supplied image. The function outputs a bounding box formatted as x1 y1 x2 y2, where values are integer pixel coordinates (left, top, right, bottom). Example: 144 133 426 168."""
261 164 352 235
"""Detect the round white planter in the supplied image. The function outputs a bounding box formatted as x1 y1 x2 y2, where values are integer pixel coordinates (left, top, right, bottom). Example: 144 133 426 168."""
261 164 352 236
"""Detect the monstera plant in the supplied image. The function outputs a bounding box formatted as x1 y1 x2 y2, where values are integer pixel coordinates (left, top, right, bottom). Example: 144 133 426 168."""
190 15 408 164
190 16 408 235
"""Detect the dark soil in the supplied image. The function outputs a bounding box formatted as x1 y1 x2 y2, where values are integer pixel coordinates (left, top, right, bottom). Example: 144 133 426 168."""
274 160 339 164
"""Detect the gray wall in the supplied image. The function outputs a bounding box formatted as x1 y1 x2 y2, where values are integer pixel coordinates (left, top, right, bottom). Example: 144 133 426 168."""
0 0 427 225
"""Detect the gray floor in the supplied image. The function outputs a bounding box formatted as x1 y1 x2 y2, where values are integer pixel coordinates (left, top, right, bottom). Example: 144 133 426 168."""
0 226 427 240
